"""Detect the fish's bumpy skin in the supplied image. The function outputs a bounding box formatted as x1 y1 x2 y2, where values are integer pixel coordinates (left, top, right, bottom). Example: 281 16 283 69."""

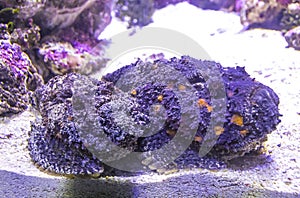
29 56 280 176
103 56 280 168
209 65 280 160
28 73 104 177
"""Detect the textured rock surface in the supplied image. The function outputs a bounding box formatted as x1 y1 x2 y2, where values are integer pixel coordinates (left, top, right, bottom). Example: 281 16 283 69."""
284 25 300 50
280 2 300 32
0 0 112 80
0 39 42 116
240 0 283 28
37 41 107 76
0 0 113 37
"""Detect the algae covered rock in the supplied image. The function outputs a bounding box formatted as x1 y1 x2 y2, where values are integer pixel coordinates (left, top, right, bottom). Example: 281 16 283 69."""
0 0 113 37
37 41 108 76
10 19 41 52
114 0 155 28
240 0 283 28
280 2 300 32
0 0 112 80
0 39 42 116
284 25 300 50
28 56 280 176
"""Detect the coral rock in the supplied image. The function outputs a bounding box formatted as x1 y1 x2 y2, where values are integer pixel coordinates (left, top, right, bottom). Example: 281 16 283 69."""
0 0 113 38
37 41 108 76
0 39 42 116
284 25 300 49
114 0 155 28
10 19 41 51
240 0 283 28
280 2 300 32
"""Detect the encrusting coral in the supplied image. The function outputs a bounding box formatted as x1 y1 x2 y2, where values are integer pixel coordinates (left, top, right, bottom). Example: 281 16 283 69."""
284 25 300 49
38 41 107 76
0 29 42 116
240 0 283 28
280 1 300 32
0 0 113 80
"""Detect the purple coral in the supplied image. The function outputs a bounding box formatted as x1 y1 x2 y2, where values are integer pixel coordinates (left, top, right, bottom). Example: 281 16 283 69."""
277 0 292 6
0 40 31 82
0 40 42 116
38 41 107 76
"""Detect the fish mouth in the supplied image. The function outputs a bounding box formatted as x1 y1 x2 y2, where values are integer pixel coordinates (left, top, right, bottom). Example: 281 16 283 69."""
250 85 280 107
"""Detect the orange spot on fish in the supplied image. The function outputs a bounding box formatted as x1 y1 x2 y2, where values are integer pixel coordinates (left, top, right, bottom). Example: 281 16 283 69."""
178 84 186 91
194 136 203 142
214 126 225 136
67 116 73 121
131 89 137 96
166 130 176 136
240 130 249 136
198 98 213 112
206 105 213 112
157 95 163 102
198 99 208 107
231 114 244 126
